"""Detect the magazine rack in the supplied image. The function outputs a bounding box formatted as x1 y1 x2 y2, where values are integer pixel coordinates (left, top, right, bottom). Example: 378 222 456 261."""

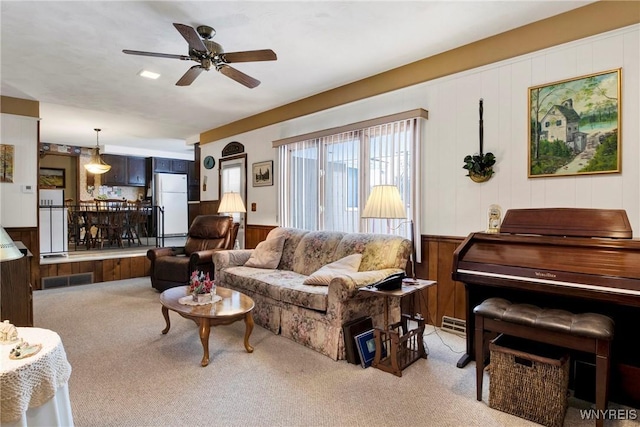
372 313 426 377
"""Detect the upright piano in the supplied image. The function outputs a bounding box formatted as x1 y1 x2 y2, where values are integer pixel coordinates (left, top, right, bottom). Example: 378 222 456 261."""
452 208 640 406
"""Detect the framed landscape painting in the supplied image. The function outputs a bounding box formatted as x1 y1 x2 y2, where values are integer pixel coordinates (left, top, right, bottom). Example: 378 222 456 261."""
39 167 65 188
528 69 621 178
0 144 15 183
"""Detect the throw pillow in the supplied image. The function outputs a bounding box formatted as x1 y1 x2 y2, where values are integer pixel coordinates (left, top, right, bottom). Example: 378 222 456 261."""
244 235 286 269
303 253 363 286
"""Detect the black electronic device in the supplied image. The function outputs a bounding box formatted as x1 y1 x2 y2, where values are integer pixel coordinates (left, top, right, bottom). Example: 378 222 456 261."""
371 272 405 291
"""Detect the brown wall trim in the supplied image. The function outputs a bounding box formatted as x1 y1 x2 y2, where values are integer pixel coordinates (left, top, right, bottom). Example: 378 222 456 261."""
200 1 639 145
1 96 39 118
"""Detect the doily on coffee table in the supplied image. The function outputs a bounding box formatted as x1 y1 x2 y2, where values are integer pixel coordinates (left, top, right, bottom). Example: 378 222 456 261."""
178 295 222 306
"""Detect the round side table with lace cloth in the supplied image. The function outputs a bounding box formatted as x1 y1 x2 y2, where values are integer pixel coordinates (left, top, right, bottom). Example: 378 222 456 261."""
0 327 73 426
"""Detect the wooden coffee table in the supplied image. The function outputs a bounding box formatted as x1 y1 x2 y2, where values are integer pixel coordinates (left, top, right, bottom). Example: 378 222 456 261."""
160 286 255 367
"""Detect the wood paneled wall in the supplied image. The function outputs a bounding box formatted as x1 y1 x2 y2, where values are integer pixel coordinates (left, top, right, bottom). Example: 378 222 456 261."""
246 224 276 249
198 200 220 216
39 256 150 289
409 235 465 327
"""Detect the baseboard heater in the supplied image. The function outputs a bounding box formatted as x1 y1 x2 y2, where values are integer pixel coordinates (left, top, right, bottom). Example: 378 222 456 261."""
441 315 466 336
42 273 93 289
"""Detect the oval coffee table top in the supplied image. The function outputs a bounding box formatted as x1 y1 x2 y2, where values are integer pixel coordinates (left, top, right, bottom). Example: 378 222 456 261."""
160 286 254 319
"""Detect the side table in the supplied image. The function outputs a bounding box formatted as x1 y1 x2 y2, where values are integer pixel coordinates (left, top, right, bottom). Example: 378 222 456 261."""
359 278 436 377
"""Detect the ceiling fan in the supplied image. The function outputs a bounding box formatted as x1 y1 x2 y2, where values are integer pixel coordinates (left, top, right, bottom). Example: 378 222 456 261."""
123 23 277 88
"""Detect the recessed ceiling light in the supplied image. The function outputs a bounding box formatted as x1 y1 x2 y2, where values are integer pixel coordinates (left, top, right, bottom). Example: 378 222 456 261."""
138 70 160 80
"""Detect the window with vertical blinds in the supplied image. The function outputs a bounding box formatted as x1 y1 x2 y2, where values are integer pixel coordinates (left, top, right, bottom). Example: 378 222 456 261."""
276 109 426 255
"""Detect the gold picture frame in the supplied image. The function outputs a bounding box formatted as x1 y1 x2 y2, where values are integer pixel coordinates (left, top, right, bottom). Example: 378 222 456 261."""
528 69 621 178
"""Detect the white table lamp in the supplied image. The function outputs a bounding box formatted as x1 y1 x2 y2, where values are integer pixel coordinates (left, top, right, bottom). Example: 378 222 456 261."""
218 192 246 249
362 185 416 279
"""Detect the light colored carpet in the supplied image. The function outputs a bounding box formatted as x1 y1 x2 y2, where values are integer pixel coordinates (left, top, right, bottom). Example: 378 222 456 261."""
33 278 639 427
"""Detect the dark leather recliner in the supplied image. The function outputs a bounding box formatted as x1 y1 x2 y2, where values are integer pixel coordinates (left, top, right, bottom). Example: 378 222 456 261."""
147 215 239 292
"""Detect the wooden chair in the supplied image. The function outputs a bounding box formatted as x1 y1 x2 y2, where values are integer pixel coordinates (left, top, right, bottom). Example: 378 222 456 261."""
95 199 127 248
79 200 98 248
124 200 150 246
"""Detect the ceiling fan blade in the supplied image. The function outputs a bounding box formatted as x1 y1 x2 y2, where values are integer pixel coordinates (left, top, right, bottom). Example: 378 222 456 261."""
173 23 208 53
218 64 260 88
176 65 204 86
221 49 277 63
122 49 190 60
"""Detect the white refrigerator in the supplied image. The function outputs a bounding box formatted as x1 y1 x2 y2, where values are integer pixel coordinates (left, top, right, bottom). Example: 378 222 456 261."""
154 173 188 236
39 189 68 257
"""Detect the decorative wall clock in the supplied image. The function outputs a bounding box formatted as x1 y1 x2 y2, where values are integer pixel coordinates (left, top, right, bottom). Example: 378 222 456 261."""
203 155 215 169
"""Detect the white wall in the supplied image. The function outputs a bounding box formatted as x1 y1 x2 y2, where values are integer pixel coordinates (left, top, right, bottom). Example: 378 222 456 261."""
201 25 640 236
0 113 39 227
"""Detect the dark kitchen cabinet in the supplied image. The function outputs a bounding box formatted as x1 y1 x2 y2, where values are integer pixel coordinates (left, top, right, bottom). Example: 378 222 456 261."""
101 154 127 186
171 159 188 173
102 155 147 187
153 158 172 173
152 157 192 174
127 157 147 187
187 160 199 201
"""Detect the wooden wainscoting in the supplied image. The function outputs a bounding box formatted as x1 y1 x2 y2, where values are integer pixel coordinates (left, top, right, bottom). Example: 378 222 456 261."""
405 235 465 327
198 200 220 215
246 224 276 249
39 256 150 290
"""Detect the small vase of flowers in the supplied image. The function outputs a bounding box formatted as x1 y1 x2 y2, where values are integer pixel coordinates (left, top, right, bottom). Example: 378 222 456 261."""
189 271 215 303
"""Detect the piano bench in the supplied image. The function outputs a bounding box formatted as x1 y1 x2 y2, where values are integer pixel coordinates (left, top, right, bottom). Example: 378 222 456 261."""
474 297 614 427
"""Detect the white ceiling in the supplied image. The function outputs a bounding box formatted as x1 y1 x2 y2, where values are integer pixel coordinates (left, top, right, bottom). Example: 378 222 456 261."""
1 1 593 157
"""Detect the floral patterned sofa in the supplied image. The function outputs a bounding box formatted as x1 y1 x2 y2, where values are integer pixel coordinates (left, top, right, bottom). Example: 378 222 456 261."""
212 227 412 360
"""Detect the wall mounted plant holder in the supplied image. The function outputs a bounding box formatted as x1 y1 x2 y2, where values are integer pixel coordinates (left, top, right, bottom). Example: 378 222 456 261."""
463 99 496 183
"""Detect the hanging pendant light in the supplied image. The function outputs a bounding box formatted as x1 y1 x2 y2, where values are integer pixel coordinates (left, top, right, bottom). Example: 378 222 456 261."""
84 128 111 174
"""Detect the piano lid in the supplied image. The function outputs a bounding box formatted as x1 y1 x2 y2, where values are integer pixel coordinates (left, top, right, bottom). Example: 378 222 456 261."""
499 207 632 238
452 208 640 305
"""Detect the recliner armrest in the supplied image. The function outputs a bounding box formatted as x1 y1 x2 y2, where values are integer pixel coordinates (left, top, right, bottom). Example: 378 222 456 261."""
189 248 224 268
147 247 180 261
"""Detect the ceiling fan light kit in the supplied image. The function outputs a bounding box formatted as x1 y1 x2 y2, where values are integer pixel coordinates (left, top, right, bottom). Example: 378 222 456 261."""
84 128 111 175
123 23 277 88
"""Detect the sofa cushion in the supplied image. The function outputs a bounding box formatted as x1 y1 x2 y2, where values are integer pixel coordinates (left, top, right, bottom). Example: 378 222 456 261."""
265 228 310 271
303 254 362 286
291 231 346 276
334 233 412 271
245 235 286 269
222 267 328 311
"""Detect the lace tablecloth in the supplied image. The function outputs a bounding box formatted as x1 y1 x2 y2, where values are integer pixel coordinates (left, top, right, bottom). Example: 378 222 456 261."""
0 327 72 423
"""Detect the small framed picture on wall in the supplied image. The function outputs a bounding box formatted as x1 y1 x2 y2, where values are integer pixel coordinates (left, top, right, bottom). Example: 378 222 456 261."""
252 161 273 187
39 167 66 188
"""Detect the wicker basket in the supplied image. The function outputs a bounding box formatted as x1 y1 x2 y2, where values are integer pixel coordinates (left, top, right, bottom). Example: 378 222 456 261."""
489 335 570 427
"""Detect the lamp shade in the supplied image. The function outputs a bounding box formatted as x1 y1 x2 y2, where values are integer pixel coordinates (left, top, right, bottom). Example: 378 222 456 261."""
218 192 246 213
361 185 406 219
0 226 24 262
